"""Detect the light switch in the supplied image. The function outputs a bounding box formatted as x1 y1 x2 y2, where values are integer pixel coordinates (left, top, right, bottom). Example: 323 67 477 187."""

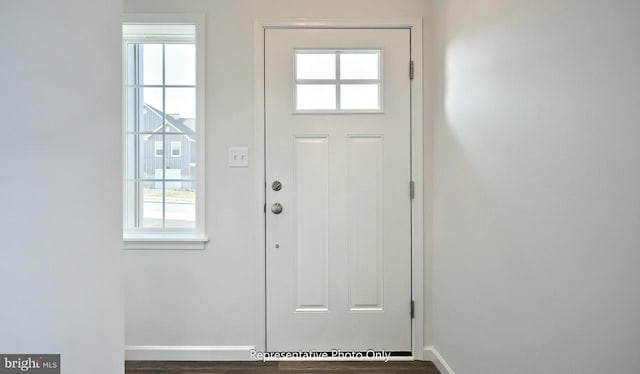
228 147 249 167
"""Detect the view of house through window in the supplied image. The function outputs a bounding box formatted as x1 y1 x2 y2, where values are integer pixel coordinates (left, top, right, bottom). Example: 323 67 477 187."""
123 23 200 234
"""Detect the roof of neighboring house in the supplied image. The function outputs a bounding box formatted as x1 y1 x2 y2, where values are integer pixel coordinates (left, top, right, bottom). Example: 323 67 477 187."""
144 104 195 141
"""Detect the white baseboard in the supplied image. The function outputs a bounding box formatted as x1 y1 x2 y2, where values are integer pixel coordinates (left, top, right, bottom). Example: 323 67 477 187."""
263 356 415 362
424 346 455 374
125 345 256 361
125 344 452 370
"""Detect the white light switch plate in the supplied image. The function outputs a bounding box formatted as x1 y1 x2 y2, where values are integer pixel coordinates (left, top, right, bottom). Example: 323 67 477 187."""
228 147 249 167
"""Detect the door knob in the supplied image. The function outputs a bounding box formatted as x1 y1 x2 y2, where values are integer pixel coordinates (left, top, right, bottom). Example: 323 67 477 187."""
271 203 283 214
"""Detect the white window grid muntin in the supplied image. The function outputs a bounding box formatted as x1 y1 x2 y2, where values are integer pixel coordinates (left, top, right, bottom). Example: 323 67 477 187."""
293 48 384 114
123 36 198 234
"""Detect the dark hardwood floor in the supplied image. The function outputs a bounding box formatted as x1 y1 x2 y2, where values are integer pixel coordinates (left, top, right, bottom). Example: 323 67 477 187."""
125 360 441 374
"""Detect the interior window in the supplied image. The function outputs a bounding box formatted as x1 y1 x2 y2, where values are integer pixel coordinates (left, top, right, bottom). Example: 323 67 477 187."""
123 22 203 238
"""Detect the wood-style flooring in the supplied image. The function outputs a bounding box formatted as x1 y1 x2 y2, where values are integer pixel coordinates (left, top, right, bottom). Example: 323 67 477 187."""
125 361 441 374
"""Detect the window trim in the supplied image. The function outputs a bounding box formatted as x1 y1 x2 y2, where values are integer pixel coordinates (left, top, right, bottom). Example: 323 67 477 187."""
154 141 163 157
122 13 207 249
170 141 181 157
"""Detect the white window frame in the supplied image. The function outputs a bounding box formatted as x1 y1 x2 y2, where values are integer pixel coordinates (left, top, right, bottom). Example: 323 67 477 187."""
293 48 384 114
170 141 181 157
122 13 207 249
154 141 163 157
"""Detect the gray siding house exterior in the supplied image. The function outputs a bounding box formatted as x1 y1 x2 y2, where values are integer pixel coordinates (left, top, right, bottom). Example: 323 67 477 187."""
141 104 196 189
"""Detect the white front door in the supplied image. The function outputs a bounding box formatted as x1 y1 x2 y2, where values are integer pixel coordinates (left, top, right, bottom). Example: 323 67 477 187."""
265 28 412 352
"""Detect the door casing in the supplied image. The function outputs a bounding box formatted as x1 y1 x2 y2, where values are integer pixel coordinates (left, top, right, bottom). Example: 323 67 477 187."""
253 18 425 360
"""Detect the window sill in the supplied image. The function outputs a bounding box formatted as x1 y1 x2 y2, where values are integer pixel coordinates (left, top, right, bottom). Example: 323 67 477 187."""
123 237 209 250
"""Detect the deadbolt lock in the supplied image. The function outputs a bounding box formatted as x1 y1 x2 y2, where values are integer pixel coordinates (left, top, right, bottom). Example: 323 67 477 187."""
271 203 283 214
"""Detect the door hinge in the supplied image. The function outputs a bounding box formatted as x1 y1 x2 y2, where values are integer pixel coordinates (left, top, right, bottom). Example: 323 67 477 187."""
264 203 266 213
410 181 415 200
409 60 414 80
411 300 415 319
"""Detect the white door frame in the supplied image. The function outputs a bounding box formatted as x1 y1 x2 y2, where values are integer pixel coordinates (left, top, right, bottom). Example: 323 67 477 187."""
253 18 425 360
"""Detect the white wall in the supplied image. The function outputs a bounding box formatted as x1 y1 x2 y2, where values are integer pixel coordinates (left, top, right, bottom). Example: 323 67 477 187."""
432 0 640 373
0 1 124 374
123 0 435 359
